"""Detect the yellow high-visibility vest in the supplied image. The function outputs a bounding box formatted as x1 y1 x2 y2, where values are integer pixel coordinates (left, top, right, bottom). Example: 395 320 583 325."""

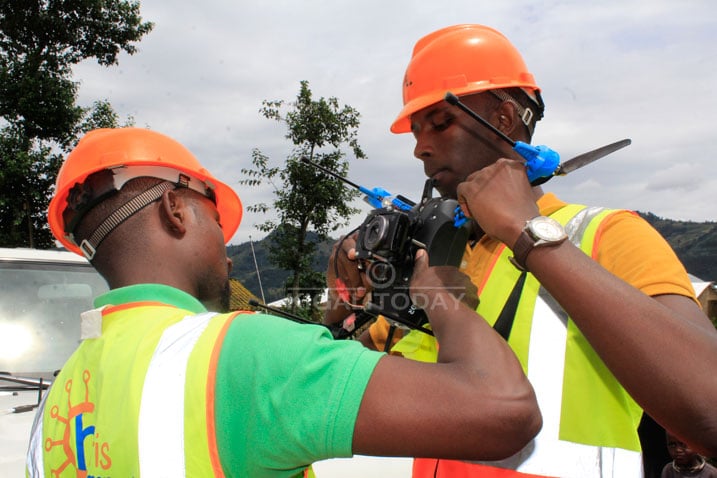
27 303 315 477
399 205 644 477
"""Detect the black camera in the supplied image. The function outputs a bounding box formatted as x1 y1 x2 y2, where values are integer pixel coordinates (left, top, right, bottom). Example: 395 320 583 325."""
297 157 472 333
354 179 472 331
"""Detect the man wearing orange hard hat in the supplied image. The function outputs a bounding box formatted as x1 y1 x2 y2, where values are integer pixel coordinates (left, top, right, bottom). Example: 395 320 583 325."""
27 127 543 476
327 24 717 477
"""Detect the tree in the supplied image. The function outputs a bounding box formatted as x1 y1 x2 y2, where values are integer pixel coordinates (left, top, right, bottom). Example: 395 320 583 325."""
240 80 364 317
0 0 153 248
0 100 134 247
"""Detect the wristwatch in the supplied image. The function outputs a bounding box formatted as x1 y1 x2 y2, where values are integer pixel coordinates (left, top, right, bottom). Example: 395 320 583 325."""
509 216 568 271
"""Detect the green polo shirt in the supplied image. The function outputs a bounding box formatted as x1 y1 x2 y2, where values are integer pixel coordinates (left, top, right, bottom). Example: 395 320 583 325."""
95 284 383 477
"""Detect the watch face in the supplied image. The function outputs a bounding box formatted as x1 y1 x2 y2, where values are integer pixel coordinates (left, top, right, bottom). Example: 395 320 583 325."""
528 217 567 241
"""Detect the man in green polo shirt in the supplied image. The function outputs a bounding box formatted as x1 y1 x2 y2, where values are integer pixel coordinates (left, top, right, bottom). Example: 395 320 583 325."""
27 127 541 477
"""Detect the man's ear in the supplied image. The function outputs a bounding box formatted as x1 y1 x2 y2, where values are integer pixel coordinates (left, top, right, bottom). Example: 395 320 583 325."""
496 101 519 136
159 189 187 237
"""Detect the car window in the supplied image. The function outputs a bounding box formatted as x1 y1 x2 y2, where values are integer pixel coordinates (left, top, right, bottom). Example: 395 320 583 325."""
0 260 108 377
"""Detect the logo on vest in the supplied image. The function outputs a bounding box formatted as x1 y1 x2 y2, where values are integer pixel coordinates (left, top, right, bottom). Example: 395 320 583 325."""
45 369 112 477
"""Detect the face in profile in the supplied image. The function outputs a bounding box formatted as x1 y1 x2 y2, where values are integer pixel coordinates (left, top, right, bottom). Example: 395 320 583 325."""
410 94 508 200
185 191 233 312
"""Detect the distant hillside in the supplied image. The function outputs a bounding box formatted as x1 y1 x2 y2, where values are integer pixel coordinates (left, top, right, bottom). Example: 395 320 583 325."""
227 230 333 303
637 212 717 281
230 214 717 301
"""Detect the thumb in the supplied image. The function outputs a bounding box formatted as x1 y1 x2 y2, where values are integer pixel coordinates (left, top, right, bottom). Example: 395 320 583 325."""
414 248 428 271
458 198 473 219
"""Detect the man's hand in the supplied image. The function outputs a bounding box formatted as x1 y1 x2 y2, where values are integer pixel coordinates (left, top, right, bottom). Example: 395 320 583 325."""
457 158 540 248
324 232 373 325
410 249 479 311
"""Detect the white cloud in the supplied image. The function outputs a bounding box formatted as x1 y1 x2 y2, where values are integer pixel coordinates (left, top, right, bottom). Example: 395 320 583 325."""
647 163 702 191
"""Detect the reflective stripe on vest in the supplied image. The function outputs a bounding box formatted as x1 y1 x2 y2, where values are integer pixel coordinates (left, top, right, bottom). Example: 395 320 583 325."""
406 205 644 478
27 303 239 477
139 309 233 476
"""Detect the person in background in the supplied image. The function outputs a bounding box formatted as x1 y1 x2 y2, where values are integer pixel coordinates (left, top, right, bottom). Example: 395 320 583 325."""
26 127 540 477
326 24 717 477
662 432 717 478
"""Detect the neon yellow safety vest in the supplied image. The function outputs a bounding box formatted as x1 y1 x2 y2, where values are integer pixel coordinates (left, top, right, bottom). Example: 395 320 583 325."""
397 204 645 477
26 302 315 478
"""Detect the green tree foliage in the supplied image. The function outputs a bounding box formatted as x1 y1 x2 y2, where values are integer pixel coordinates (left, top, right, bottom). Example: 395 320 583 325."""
0 0 152 248
240 80 364 317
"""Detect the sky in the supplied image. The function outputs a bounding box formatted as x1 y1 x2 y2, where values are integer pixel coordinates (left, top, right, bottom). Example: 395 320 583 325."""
73 0 717 247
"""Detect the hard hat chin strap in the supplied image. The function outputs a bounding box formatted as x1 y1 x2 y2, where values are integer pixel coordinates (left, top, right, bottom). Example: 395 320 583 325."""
64 165 217 235
488 89 541 137
77 181 175 261
64 165 219 260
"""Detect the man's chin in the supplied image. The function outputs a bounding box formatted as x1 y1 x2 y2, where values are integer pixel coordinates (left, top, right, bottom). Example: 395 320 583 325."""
201 281 231 313
431 180 458 199
437 188 458 200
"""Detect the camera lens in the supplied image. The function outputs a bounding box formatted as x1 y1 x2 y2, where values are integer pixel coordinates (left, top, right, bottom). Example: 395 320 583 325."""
367 261 395 289
363 215 389 251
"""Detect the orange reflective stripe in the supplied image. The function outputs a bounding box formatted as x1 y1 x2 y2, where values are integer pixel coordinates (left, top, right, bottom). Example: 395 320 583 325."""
206 311 246 476
589 210 626 260
413 459 557 477
477 243 506 295
102 301 169 314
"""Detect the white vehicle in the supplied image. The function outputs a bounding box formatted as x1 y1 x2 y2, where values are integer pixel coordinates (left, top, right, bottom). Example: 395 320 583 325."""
0 248 109 476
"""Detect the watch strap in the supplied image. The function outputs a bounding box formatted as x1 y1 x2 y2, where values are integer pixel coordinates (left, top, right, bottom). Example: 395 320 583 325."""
509 230 535 271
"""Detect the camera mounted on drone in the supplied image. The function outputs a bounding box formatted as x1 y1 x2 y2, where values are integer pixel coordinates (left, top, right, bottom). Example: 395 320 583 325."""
301 157 472 332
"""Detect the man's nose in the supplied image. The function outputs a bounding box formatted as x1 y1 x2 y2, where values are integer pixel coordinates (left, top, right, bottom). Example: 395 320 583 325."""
413 135 432 161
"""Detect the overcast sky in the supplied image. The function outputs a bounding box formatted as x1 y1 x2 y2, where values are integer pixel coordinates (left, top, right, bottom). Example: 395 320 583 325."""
73 0 716 247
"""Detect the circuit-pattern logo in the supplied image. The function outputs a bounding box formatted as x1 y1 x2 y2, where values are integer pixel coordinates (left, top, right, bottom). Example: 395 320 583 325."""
44 369 112 477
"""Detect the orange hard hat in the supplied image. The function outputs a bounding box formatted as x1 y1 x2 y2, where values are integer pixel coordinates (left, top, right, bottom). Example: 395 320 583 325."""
391 24 541 133
48 127 242 256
